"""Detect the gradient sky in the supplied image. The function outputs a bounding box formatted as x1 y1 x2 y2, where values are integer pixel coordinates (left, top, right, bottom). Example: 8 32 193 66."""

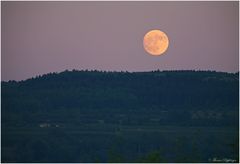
2 1 239 81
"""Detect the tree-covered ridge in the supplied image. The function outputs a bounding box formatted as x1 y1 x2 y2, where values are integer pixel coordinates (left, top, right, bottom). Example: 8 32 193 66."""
2 70 238 127
2 70 238 109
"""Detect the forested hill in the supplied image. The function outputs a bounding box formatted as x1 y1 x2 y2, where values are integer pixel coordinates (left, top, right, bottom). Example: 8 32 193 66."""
2 70 239 126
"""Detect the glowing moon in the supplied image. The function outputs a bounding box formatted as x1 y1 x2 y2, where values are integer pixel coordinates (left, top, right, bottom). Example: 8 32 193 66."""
143 30 169 56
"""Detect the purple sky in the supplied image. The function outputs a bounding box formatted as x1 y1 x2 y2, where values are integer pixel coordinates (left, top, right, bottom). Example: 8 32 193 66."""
2 1 239 81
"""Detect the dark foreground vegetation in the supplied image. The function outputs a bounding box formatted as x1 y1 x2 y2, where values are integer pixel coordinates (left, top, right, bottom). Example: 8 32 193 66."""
2 70 239 162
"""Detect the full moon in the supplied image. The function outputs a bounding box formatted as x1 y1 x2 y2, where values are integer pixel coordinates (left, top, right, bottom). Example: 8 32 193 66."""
143 30 169 56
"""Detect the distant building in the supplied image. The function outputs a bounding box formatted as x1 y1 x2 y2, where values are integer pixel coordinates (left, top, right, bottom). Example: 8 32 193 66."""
39 123 51 128
39 123 61 128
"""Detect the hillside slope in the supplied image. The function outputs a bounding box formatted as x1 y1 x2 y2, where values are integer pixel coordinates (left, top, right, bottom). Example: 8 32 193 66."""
2 70 239 127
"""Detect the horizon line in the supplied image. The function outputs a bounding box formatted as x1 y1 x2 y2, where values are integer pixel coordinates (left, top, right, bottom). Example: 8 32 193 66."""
2 68 239 83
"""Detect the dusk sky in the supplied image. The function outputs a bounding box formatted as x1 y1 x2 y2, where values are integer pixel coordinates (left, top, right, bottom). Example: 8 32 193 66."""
2 1 239 81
